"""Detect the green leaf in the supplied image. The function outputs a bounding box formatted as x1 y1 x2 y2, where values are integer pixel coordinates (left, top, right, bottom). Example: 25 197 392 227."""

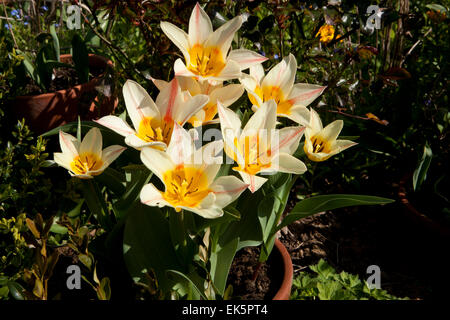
49 24 60 62
166 270 207 300
112 166 152 220
123 203 182 292
71 34 89 84
97 277 111 300
413 143 432 191
50 223 68 234
276 194 394 231
7 281 26 300
425 4 448 13
210 237 239 296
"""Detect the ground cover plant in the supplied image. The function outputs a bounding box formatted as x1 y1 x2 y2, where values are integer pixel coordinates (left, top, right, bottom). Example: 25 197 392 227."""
0 0 448 301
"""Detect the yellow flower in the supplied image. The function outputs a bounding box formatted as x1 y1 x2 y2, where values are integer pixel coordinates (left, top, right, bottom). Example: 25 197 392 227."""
152 76 244 127
240 54 326 126
96 79 209 150
316 24 336 44
304 109 357 162
160 3 267 82
218 100 307 193
140 123 248 218
53 128 126 179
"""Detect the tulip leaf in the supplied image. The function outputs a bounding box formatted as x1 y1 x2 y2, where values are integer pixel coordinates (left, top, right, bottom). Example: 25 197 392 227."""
413 143 432 191
166 269 207 300
123 203 182 293
71 34 89 84
276 194 394 232
210 236 239 296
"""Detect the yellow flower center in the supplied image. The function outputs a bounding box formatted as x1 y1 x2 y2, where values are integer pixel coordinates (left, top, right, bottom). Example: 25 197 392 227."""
162 166 210 210
310 135 331 154
234 135 272 176
188 102 217 127
252 85 293 115
137 117 173 145
187 44 226 77
70 153 103 175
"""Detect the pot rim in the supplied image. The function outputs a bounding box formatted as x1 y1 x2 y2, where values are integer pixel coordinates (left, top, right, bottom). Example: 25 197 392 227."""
15 53 113 99
272 238 293 300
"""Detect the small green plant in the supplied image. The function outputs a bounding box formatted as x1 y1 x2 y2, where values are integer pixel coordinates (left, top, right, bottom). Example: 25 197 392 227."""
19 26 90 92
291 259 408 300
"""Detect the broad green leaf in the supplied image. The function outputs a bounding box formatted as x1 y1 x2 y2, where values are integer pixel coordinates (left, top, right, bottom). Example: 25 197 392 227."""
71 34 89 84
166 270 207 300
413 143 432 191
276 194 394 231
210 237 239 296
123 204 182 292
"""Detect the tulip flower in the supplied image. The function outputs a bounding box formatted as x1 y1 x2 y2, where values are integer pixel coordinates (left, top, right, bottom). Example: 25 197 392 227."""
304 108 357 162
95 79 209 150
140 123 248 219
152 76 244 127
160 2 267 82
218 100 307 193
53 128 126 179
240 53 326 126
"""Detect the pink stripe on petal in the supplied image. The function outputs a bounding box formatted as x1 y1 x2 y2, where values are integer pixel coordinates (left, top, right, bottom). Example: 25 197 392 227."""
164 78 179 122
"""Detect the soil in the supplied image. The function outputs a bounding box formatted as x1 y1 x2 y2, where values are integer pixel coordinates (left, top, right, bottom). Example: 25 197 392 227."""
227 182 450 300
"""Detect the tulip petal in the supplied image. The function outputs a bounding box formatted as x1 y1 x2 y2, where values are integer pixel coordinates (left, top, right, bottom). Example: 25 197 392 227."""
140 147 174 182
59 131 79 158
271 153 307 174
333 139 358 153
308 108 323 133
188 3 213 45
79 127 102 156
241 100 276 138
282 105 310 126
210 59 242 82
174 94 209 125
319 120 344 142
270 126 305 155
228 49 268 71
160 21 190 61
249 63 265 83
124 134 166 151
217 102 241 136
95 116 135 137
210 175 248 208
288 83 326 108
206 16 243 58
100 145 126 169
237 171 267 193
261 54 296 97
174 59 198 78
166 123 195 166
210 83 244 107
155 78 184 122
140 183 171 207
123 80 160 130
53 152 73 172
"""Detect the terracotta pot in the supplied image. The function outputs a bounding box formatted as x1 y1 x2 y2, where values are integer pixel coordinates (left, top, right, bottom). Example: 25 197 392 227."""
398 173 450 239
11 54 117 134
272 239 293 300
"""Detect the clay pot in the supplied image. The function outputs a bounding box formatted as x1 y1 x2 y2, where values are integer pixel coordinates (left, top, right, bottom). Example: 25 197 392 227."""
272 239 293 300
11 54 117 134
398 173 450 239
